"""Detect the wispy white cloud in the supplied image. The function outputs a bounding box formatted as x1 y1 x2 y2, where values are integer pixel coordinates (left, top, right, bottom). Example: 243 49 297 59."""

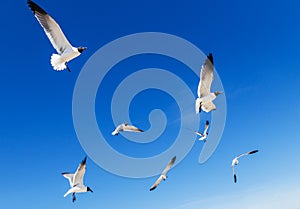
175 184 300 209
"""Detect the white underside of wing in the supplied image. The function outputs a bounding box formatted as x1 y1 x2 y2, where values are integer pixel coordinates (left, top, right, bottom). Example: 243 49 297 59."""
33 9 73 54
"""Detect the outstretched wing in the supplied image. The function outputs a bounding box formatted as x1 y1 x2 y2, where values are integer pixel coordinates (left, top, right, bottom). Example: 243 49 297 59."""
204 120 209 133
197 53 214 98
194 131 203 137
162 156 176 175
232 165 237 183
73 157 87 186
62 172 74 187
150 175 163 191
123 124 144 133
237 150 259 159
27 0 72 54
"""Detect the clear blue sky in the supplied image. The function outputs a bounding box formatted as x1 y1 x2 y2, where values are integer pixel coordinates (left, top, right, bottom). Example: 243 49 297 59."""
1 0 300 208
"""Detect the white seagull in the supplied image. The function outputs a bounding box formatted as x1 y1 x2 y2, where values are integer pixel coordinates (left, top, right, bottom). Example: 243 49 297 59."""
150 156 176 191
195 53 223 113
27 0 86 72
62 157 93 202
194 120 209 142
231 150 259 183
112 122 144 135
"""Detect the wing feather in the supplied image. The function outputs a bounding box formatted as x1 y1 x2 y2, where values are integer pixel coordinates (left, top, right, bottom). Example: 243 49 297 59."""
150 175 163 191
162 156 176 175
27 0 72 54
123 125 144 133
73 157 87 186
197 53 214 97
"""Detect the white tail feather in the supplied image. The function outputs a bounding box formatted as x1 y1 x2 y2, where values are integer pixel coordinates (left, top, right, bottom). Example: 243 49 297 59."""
51 54 66 71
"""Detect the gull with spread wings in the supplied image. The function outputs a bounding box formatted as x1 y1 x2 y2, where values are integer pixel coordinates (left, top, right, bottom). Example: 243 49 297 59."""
112 122 144 135
195 53 223 113
27 0 86 71
62 157 93 202
150 156 176 191
232 150 259 183
194 120 209 142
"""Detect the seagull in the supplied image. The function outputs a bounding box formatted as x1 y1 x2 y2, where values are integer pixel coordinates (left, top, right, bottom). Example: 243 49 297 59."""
195 53 223 113
150 156 176 191
62 156 93 202
112 123 144 135
231 150 259 183
27 0 86 72
194 120 209 142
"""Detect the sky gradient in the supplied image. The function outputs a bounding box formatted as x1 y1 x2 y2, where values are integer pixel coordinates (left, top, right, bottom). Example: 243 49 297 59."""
1 0 300 208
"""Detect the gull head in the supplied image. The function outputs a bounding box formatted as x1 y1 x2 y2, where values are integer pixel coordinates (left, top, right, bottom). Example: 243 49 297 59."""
87 186 93 193
78 47 87 53
162 175 167 181
214 91 223 96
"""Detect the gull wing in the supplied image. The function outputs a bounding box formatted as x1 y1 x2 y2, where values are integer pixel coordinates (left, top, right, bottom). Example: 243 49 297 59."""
194 131 204 137
27 0 73 54
204 120 209 133
197 53 214 98
123 124 144 133
73 157 87 186
150 175 163 191
237 150 259 159
161 156 176 176
112 124 123 135
62 172 74 187
232 165 237 183
63 186 80 197
201 101 216 112
198 136 206 141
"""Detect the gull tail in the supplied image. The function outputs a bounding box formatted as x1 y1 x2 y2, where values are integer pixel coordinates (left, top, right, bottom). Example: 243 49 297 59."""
51 54 66 71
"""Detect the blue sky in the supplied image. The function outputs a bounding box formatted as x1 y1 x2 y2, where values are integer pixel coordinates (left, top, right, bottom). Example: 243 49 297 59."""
1 0 300 208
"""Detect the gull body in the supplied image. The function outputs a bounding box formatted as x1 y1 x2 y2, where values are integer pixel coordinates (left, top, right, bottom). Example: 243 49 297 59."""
62 157 93 202
194 120 209 142
112 123 144 135
195 53 223 113
27 0 86 71
232 150 259 183
150 156 176 191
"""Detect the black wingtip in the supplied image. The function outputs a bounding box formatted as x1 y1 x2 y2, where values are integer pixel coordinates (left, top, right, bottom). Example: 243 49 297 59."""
234 174 237 183
61 172 71 175
149 187 156 191
27 0 47 15
81 156 87 165
249 150 259 155
206 120 209 125
207 53 214 65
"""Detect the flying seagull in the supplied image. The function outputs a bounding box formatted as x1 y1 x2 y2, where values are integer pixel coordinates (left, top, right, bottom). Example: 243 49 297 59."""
150 156 176 191
195 53 223 113
112 123 144 135
194 120 209 142
62 157 93 202
27 0 86 72
231 150 259 183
